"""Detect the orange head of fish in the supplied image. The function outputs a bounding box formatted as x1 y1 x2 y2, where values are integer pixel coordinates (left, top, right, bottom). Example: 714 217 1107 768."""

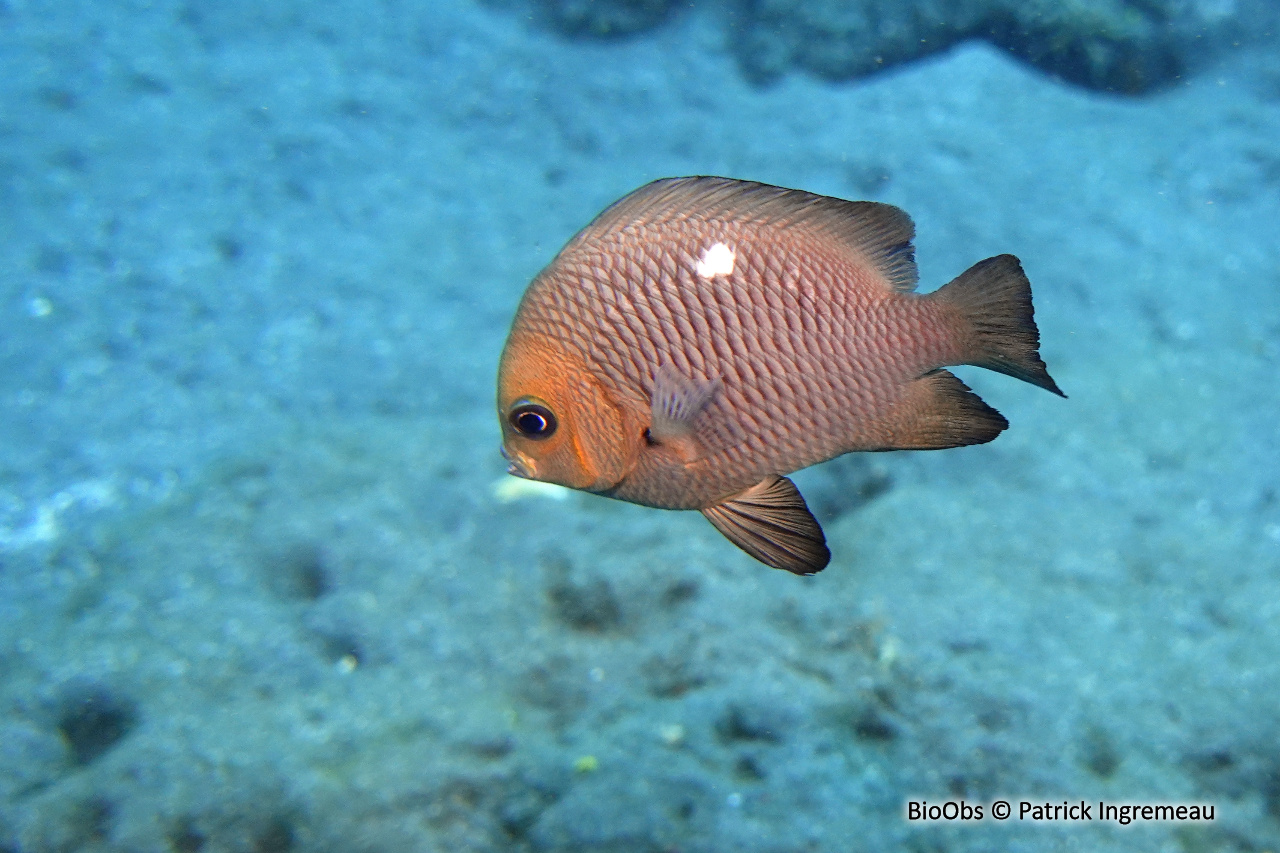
497 325 637 493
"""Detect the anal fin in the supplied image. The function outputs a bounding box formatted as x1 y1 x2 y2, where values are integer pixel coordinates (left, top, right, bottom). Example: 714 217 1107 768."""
701 476 830 575
881 368 1008 450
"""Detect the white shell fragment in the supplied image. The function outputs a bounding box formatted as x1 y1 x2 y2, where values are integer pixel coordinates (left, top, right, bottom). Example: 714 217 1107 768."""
491 477 570 503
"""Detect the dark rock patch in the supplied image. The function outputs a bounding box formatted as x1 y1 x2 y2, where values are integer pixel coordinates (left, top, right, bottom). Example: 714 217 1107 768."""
641 645 708 699
716 701 787 744
517 655 589 726
56 684 139 766
1079 723 1122 779
168 815 206 853
499 0 1272 94
314 628 365 666
267 543 332 602
798 456 893 526
543 557 624 633
527 0 678 37
252 815 296 853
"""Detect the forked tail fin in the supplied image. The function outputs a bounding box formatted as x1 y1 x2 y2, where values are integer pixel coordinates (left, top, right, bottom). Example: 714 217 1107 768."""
931 254 1065 397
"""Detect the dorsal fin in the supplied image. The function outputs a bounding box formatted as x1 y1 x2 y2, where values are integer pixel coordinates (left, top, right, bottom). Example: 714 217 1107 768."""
568 176 919 292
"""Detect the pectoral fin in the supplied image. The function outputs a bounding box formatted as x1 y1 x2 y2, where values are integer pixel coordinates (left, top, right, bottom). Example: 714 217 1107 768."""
649 363 723 464
701 476 830 575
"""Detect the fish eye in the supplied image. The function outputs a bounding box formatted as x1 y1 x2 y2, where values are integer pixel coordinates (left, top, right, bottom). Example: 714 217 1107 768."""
509 401 557 440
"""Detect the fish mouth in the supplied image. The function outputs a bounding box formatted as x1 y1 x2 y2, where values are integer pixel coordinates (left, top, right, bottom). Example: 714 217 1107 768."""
500 445 534 479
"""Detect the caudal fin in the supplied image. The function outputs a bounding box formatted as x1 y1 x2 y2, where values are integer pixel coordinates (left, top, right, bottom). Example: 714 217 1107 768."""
931 254 1065 397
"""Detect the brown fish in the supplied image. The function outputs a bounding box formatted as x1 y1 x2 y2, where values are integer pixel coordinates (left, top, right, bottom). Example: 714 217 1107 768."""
497 177 1063 575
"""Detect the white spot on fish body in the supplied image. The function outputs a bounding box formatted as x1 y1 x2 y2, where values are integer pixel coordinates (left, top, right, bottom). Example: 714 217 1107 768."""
695 242 735 279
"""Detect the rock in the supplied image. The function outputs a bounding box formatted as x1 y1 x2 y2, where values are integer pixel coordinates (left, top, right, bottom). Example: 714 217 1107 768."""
533 0 679 37
502 0 1276 93
730 0 1196 92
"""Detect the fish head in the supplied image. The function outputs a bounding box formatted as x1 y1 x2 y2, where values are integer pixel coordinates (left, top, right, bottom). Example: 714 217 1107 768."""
497 328 636 493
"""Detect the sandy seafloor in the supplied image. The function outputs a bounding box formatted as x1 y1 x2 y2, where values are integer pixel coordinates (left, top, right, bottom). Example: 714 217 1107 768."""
1 0 1280 850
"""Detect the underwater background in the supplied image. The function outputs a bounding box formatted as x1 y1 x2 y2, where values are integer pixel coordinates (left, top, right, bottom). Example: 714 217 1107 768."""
2 0 1279 850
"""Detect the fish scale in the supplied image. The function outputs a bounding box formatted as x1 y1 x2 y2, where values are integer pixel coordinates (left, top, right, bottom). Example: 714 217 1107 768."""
498 176 1063 574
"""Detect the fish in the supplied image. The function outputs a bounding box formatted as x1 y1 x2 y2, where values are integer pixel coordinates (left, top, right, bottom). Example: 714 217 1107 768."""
497 176 1064 575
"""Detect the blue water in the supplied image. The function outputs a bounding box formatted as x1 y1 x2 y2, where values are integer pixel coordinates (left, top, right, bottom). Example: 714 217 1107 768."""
1 1 1279 850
